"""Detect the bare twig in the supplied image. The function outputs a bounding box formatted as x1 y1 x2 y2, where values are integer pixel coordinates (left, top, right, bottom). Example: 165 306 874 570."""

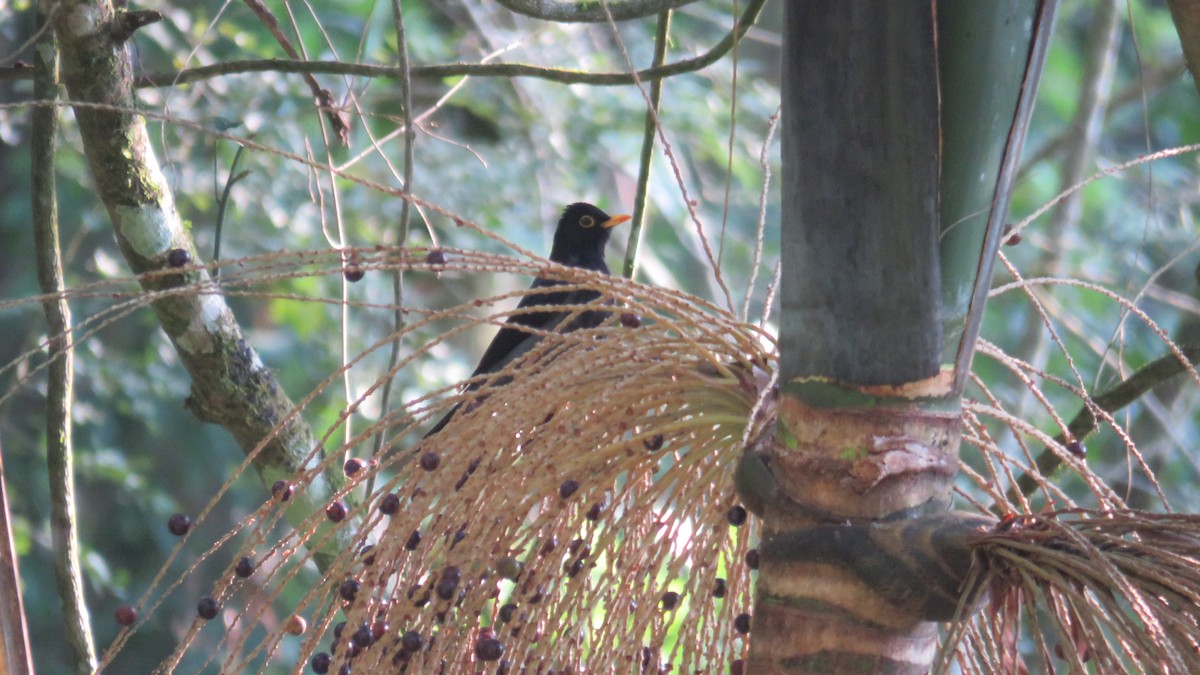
119 0 766 89
496 0 696 23
240 0 350 144
622 9 671 280
368 0 417 490
0 447 34 675
213 143 252 278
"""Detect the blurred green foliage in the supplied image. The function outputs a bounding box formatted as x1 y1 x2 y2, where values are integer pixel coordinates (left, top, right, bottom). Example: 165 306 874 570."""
0 0 1198 671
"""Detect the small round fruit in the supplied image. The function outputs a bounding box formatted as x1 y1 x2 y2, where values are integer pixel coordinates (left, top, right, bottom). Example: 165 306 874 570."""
343 458 365 477
475 637 504 661
379 492 401 515
352 624 373 647
272 480 293 502
404 529 421 551
726 505 748 527
114 604 137 626
339 579 360 602
197 596 220 620
167 248 192 268
326 500 348 523
285 614 307 635
401 630 423 652
310 652 332 674
734 612 751 634
419 451 440 471
167 513 191 536
661 591 680 610
559 479 580 499
234 556 255 578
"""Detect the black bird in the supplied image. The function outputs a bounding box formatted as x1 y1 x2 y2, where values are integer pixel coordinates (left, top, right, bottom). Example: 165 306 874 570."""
425 202 631 437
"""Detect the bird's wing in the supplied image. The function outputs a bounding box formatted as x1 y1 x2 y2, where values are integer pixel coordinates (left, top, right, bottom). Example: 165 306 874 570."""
425 278 609 439
470 278 573 378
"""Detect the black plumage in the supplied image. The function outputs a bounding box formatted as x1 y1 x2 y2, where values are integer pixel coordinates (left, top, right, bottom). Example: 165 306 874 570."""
425 202 630 437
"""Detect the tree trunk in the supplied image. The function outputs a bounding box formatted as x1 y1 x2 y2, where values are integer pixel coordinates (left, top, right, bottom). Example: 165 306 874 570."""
743 3 1058 671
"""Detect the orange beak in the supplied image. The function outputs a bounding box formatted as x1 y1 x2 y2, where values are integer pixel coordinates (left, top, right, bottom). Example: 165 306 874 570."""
602 214 632 229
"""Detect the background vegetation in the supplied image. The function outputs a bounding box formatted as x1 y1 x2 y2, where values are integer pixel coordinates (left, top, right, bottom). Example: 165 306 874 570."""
1 0 1199 671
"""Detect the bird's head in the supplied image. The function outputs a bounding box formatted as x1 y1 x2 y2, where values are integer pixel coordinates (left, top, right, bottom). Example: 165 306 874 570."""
549 202 631 267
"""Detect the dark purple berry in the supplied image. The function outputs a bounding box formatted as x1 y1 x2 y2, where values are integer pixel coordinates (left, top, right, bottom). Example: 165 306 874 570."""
371 621 389 641
379 492 400 515
326 500 348 523
745 549 759 570
559 479 580 499
734 612 751 634
311 652 332 674
401 630 423 652
1066 440 1086 458
167 248 191 268
661 591 680 610
586 503 603 521
167 513 191 536
712 578 727 598
197 596 219 620
1002 224 1022 246
643 434 664 451
344 457 365 477
352 624 373 647
234 556 255 578
338 663 352 675
496 659 510 675
498 603 517 623
436 567 460 601
565 558 584 578
272 480 293 502
475 637 504 661
359 544 376 566
344 266 365 282
419 451 441 471
114 604 137 626
405 529 422 550
620 312 641 328
425 249 447 265
333 620 346 639
726 505 748 527
339 579 360 602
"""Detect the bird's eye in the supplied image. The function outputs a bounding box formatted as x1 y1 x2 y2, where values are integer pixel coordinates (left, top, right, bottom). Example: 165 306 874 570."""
579 215 596 228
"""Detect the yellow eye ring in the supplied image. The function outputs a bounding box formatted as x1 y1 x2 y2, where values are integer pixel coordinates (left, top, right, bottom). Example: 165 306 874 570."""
579 215 596 228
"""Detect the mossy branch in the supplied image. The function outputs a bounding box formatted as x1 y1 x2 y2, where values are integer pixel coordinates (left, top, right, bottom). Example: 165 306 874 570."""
1011 343 1200 501
119 0 764 89
48 0 349 570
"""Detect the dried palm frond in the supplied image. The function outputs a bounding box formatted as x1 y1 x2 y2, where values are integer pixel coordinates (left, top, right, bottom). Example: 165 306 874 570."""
941 510 1200 675
91 248 775 673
